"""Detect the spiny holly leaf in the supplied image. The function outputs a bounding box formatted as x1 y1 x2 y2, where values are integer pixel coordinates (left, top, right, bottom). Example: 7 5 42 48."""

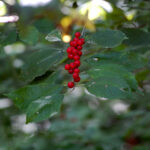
122 28 150 47
86 63 139 99
19 25 39 45
20 44 66 82
90 28 127 48
45 29 62 42
7 73 64 123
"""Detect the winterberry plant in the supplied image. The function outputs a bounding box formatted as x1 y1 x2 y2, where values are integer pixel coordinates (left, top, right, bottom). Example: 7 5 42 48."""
0 0 150 149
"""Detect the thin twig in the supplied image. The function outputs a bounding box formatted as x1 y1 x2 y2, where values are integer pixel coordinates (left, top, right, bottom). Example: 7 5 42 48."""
81 24 86 37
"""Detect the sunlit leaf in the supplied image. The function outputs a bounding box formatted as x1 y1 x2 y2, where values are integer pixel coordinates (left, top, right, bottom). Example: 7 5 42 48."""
45 29 62 42
60 10 96 32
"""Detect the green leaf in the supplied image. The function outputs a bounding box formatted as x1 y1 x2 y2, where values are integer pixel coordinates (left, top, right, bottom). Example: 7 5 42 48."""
89 63 138 90
20 44 65 82
122 28 150 46
91 28 127 48
7 73 64 123
45 29 62 42
33 18 54 33
85 63 138 99
86 76 131 99
0 28 17 46
26 84 63 122
136 69 150 82
133 146 149 150
87 51 147 71
19 26 39 45
125 45 150 54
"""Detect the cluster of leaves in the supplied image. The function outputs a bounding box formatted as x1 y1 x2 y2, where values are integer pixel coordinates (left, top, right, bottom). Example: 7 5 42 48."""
1 93 150 150
0 0 150 149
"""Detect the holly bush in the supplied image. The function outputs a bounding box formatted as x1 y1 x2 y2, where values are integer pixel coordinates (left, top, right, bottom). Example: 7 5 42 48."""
0 0 150 149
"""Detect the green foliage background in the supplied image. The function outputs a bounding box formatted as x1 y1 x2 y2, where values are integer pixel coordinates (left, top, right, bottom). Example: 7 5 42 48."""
0 0 150 149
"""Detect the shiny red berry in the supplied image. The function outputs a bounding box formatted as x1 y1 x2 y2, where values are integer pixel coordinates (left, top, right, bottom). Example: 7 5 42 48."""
78 51 82 56
74 68 80 73
77 40 83 46
67 47 72 53
72 49 78 55
72 47 76 50
68 54 74 59
80 38 85 44
70 62 76 69
70 41 74 47
65 64 70 70
74 60 80 67
65 32 84 86
68 69 74 74
74 76 80 82
73 37 79 41
73 73 79 79
74 55 80 60
73 41 78 47
75 32 81 38
77 46 82 50
68 82 74 88
70 41 77 47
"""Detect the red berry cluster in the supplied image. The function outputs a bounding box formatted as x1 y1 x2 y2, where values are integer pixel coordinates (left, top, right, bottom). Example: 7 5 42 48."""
64 32 85 88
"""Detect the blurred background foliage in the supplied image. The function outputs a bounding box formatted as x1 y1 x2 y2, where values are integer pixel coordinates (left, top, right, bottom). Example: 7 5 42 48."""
0 0 150 149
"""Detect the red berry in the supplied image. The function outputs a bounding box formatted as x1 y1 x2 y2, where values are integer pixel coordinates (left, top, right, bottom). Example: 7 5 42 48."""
65 32 83 85
77 40 83 46
72 47 76 50
70 62 76 69
75 32 81 38
73 41 78 47
77 46 82 50
74 76 80 82
78 51 82 56
70 41 74 47
80 38 85 44
73 73 79 79
74 68 80 73
68 69 74 74
68 54 74 59
74 60 80 67
67 47 72 53
73 37 79 41
74 55 80 60
72 49 78 55
68 82 74 88
65 64 70 70
70 41 77 47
